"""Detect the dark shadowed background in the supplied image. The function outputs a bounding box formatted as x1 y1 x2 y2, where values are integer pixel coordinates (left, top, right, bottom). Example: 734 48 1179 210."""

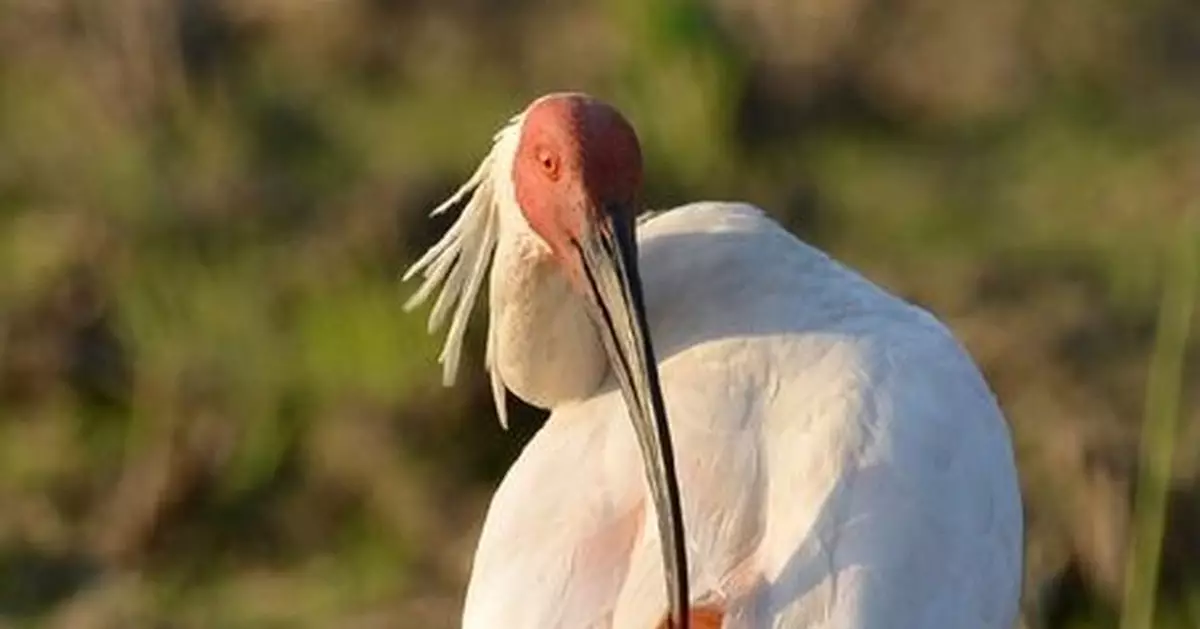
0 1 1197 628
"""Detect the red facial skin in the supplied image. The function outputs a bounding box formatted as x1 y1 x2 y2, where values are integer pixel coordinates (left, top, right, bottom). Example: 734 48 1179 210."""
512 94 644 286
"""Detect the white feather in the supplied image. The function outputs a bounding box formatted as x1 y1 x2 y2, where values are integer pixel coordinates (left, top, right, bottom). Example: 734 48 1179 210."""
402 112 524 425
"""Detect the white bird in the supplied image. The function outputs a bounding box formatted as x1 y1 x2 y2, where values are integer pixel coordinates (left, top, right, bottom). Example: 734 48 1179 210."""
403 93 1024 629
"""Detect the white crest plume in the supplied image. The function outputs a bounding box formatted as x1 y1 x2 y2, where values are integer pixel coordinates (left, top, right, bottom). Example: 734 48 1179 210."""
402 111 524 428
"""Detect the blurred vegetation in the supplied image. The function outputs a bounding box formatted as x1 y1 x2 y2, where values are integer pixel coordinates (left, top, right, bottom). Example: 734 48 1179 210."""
0 0 1196 627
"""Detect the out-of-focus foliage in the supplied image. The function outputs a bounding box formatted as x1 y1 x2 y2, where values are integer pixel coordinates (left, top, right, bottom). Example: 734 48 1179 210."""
0 0 1196 627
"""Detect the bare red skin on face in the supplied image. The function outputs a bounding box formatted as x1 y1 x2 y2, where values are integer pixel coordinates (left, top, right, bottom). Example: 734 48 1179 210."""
512 93 644 285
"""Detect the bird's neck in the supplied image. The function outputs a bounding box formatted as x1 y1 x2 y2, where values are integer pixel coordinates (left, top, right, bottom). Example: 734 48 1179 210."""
487 223 608 410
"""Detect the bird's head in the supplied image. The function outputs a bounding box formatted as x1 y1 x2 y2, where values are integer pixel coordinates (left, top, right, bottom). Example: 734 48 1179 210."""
511 93 644 289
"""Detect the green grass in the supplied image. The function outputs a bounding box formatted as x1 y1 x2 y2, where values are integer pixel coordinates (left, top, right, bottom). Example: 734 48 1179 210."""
1120 213 1198 629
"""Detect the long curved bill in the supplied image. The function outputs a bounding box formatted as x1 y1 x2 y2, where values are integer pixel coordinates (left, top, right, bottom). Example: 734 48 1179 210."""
573 207 690 629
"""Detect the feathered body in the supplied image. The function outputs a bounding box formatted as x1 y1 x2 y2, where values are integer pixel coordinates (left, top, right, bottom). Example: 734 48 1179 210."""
404 95 1023 628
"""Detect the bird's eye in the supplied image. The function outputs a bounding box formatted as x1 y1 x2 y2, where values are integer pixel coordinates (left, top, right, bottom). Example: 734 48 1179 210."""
537 149 559 179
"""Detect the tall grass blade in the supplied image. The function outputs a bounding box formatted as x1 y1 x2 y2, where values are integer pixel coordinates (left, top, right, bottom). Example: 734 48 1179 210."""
1120 209 1198 629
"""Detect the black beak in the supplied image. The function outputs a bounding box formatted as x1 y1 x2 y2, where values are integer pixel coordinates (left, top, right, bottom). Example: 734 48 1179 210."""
573 205 690 629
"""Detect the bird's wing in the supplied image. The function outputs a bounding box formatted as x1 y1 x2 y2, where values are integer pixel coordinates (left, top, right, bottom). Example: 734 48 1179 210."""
621 202 1023 628
745 317 1023 629
606 318 1023 629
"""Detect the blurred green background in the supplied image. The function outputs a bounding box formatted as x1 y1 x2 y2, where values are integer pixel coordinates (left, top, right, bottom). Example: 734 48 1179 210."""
0 1 1197 628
